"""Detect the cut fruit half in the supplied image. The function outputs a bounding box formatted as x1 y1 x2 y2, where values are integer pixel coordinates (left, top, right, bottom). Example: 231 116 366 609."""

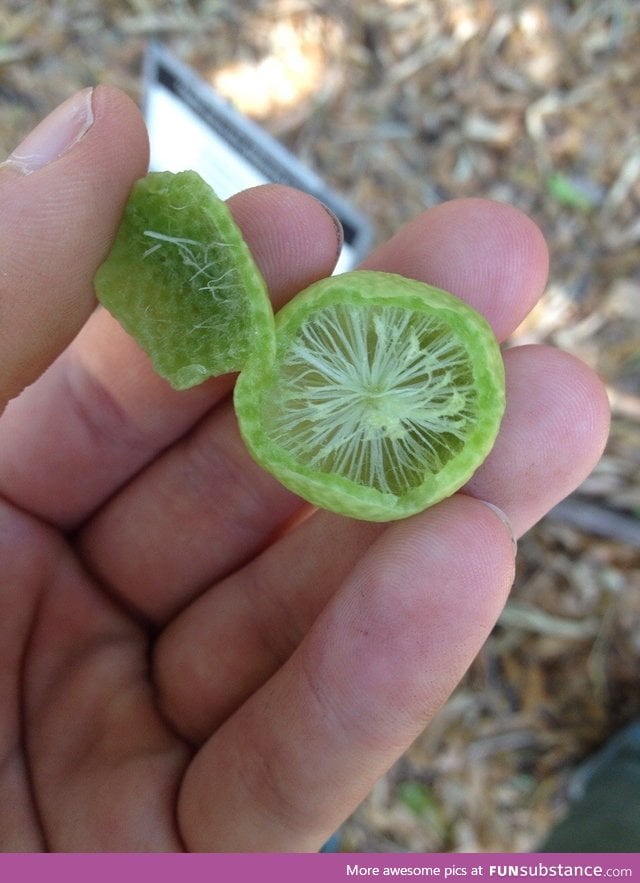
234 270 506 521
94 170 274 389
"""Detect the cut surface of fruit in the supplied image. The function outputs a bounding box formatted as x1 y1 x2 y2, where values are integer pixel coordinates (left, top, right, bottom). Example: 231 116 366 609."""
235 270 506 521
94 170 274 389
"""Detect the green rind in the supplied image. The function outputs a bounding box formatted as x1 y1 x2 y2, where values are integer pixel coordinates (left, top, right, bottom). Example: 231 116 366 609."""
94 170 274 389
234 270 506 522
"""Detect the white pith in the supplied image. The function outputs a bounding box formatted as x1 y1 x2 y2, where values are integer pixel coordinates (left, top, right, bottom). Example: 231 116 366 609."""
267 302 477 495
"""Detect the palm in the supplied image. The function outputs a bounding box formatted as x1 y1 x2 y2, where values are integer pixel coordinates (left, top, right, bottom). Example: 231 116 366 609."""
0 87 609 852
3 515 187 850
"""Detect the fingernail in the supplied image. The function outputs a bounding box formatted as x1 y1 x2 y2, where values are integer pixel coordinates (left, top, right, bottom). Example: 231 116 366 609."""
3 87 94 174
477 499 518 557
320 201 344 260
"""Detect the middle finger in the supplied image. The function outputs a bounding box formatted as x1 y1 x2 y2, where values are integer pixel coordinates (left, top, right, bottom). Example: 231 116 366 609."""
79 199 548 623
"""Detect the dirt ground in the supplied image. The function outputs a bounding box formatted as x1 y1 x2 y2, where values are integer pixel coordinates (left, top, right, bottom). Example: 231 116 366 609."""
2 0 640 852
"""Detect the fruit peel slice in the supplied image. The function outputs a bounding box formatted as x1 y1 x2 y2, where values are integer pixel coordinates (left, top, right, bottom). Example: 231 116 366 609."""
235 270 506 522
94 170 274 389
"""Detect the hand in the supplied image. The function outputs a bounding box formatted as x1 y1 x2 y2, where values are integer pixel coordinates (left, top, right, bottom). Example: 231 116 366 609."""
0 87 609 852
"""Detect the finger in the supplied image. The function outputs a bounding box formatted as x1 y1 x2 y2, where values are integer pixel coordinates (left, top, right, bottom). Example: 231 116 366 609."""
464 343 610 537
177 495 516 851
0 184 343 527
154 512 384 742
77 199 550 623
362 197 549 341
0 86 148 407
154 343 609 742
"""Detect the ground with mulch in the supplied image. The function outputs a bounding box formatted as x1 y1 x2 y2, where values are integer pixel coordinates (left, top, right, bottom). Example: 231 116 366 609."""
2 0 639 852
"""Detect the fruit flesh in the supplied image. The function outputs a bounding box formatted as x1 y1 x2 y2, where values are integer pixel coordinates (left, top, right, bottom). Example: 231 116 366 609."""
235 271 505 521
94 170 274 389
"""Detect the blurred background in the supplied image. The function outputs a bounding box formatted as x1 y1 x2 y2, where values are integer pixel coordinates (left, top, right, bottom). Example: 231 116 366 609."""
2 0 639 852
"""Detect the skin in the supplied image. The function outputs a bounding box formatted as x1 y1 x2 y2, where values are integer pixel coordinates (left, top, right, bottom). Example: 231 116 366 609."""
0 86 610 851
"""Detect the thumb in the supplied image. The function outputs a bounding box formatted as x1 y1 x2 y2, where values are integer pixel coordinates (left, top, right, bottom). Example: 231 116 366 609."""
0 85 149 406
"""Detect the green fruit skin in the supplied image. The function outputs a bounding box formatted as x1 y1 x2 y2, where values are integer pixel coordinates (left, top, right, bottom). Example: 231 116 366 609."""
94 170 274 389
234 270 506 522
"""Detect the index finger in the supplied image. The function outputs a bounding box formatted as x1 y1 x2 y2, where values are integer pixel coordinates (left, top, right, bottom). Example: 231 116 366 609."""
363 197 549 341
0 180 343 528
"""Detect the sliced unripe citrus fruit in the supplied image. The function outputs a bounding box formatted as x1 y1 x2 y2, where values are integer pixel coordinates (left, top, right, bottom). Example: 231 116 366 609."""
94 170 274 389
234 270 505 521
95 173 505 522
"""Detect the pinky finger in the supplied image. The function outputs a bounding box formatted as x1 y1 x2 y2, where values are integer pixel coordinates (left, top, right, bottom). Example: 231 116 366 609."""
177 494 515 852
